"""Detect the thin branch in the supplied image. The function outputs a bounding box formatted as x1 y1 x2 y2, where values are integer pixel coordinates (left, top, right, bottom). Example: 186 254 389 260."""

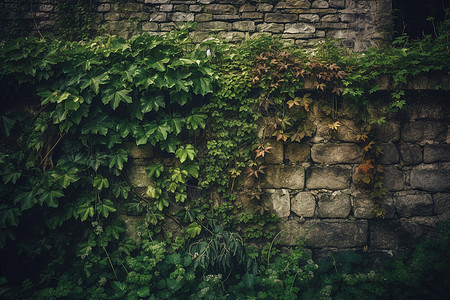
103 246 118 280
39 132 65 167
30 0 45 39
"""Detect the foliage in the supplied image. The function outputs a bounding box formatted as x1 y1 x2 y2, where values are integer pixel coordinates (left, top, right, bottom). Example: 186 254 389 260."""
0 14 450 298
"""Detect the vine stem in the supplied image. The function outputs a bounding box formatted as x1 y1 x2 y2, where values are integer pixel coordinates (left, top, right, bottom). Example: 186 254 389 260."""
39 132 65 168
103 246 118 280
30 0 44 39
267 230 283 267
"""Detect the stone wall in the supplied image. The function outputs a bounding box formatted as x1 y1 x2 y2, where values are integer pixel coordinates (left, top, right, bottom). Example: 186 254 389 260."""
1 0 393 51
125 86 449 256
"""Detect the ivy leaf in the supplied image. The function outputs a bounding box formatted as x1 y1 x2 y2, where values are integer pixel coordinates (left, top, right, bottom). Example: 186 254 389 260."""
155 196 169 211
186 113 207 130
186 222 201 238
140 93 165 114
170 90 191 106
2 170 21 184
93 175 109 190
51 168 79 188
146 163 164 178
109 148 128 170
193 77 213 96
81 73 109 94
39 189 64 208
97 199 116 218
0 205 21 227
77 203 94 222
105 223 125 240
1 115 16 137
175 192 187 203
159 135 180 153
112 183 130 199
166 278 182 293
102 89 133 110
156 122 171 141
182 163 199 178
175 144 197 163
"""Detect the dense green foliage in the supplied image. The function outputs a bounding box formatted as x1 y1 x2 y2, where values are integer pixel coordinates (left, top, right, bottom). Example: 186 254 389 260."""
0 17 449 298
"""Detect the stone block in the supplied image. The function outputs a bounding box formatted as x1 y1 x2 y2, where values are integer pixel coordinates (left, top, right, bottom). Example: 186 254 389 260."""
311 143 361 164
329 0 346 8
145 0 170 3
197 21 231 31
189 5 202 12
169 12 194 21
370 220 408 249
285 23 315 34
142 22 158 31
321 14 339 22
213 14 241 20
311 0 330 9
241 12 263 19
410 164 450 192
126 163 152 188
263 141 284 164
232 20 256 31
150 12 167 22
97 3 111 12
317 192 351 218
257 23 285 33
434 193 450 215
160 22 176 31
174 4 189 12
204 4 236 14
336 119 359 142
400 144 422 165
275 0 311 9
407 101 448 121
393 191 433 217
263 189 290 218
257 4 273 12
279 219 368 248
291 192 316 217
424 144 450 163
299 14 320 22
306 166 351 190
263 165 305 189
374 122 400 143
353 192 395 219
402 121 447 143
104 13 121 21
195 13 213 22
383 166 404 191
265 13 298 23
239 4 256 12
159 4 173 12
39 4 54 12
285 143 310 164
217 31 246 41
378 143 399 165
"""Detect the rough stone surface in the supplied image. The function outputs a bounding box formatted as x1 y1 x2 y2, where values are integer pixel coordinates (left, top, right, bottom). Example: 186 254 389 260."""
311 143 361 164
279 219 368 248
263 189 290 218
374 122 401 142
285 23 315 34
291 192 316 217
232 20 255 32
370 220 409 249
285 143 310 164
336 119 359 142
263 141 284 164
317 192 351 218
265 13 298 23
257 23 285 33
129 143 153 159
306 166 351 190
312 0 329 9
383 166 404 191
126 163 152 188
378 143 399 165
400 144 422 165
423 144 450 163
410 164 450 192
263 165 305 189
402 121 447 143
353 193 395 219
393 191 433 217
434 193 450 215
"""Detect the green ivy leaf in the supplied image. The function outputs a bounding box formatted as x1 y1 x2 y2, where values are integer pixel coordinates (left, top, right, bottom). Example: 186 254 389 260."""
0 204 22 227
102 89 133 110
39 189 64 208
193 77 213 96
81 73 109 94
146 163 164 178
182 163 199 178
77 203 94 222
186 113 207 130
93 175 109 190
1 115 16 137
175 144 197 163
97 199 116 218
159 135 180 153
140 93 165 114
109 148 128 170
186 222 201 238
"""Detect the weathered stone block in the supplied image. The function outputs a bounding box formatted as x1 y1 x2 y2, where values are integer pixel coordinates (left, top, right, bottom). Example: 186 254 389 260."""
434 193 450 215
204 4 236 14
311 143 361 164
424 144 450 163
317 192 351 218
299 14 320 22
263 165 305 189
393 191 433 217
263 141 284 164
265 13 298 23
321 14 339 22
311 0 330 9
402 121 447 143
370 220 407 249
217 31 246 41
126 163 152 188
306 166 351 190
173 4 189 12
160 22 176 31
104 13 121 21
291 192 316 217
159 4 173 12
285 143 310 164
241 12 263 19
189 5 202 12
150 12 167 22
257 4 273 12
329 0 346 8
400 144 422 165
213 14 241 20
232 20 255 31
353 192 395 219
257 23 285 33
410 164 450 192
275 0 311 9
374 122 401 142
142 22 158 31
383 166 404 191
378 143 399 165
195 13 213 22
285 23 315 34
263 189 290 218
170 12 194 21
279 219 368 248
239 4 256 12
145 0 170 3
336 119 359 142
408 101 448 121
39 4 54 12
